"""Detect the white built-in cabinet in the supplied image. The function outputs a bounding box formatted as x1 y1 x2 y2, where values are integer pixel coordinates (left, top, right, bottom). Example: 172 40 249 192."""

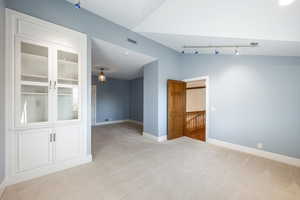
5 9 89 184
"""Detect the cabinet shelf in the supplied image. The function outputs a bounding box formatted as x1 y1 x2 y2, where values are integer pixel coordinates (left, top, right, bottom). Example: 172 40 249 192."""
22 92 48 95
58 59 77 65
21 80 48 86
22 73 48 79
58 93 73 96
22 52 48 59
58 77 78 82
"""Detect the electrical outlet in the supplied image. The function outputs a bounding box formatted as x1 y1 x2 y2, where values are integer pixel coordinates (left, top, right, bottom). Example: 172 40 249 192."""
257 143 263 149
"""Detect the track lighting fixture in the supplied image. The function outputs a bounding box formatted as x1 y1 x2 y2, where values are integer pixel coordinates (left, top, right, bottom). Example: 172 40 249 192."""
181 42 259 55
181 51 185 54
183 42 259 49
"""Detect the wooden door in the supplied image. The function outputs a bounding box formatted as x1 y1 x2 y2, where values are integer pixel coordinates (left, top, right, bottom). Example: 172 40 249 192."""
167 80 186 140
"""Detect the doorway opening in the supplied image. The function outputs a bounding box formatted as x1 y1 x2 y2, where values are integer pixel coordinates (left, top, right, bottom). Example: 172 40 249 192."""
90 38 156 157
167 77 209 142
185 79 206 141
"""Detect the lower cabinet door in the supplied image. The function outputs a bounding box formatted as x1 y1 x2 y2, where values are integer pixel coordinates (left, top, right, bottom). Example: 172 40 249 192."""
18 128 53 172
54 126 81 162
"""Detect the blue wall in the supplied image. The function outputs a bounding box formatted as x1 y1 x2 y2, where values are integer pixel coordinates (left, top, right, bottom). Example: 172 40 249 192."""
180 55 300 159
0 0 5 185
143 61 159 135
130 77 143 122
92 77 130 123
92 76 144 123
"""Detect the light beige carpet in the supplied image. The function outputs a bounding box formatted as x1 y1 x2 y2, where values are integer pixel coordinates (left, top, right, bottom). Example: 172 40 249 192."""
2 122 300 200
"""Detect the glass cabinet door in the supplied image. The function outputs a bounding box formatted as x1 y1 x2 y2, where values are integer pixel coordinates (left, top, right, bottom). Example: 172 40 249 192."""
56 50 80 121
18 40 50 126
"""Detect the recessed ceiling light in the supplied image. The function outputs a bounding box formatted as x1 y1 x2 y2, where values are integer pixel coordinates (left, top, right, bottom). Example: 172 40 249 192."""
278 0 295 6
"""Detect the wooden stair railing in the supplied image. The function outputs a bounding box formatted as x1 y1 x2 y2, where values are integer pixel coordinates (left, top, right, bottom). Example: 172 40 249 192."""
185 111 206 132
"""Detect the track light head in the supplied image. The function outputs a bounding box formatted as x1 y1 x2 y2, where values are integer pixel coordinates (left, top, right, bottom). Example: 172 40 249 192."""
181 51 185 54
74 1 81 8
194 50 199 54
235 48 240 56
250 42 259 46
214 50 220 55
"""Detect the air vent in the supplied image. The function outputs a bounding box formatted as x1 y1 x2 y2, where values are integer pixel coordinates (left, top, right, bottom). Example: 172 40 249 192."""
127 38 137 44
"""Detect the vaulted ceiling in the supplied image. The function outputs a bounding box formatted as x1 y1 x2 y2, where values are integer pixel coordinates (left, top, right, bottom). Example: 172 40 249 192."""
67 0 300 56
92 38 156 80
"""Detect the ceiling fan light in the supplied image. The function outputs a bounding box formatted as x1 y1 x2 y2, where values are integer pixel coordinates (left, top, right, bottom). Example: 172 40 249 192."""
98 71 106 83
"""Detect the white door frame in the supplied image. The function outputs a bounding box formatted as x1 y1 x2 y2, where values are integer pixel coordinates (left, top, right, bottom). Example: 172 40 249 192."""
91 85 97 126
183 76 210 142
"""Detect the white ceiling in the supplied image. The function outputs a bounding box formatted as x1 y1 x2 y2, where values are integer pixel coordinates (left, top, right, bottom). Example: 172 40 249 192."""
67 0 166 29
134 0 300 42
92 38 156 80
67 0 300 56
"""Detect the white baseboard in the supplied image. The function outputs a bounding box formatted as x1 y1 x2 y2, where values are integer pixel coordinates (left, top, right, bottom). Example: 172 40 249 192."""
126 120 143 125
143 132 167 142
207 139 300 167
0 182 5 199
93 120 128 126
93 119 143 126
5 155 92 186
